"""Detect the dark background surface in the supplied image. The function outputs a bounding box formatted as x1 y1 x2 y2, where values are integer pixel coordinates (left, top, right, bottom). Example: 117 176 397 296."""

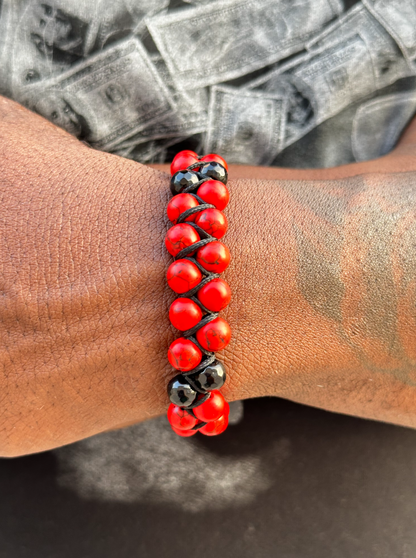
1 397 416 558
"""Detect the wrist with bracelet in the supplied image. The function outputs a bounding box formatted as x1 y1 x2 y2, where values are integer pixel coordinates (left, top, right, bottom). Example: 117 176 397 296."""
164 150 232 437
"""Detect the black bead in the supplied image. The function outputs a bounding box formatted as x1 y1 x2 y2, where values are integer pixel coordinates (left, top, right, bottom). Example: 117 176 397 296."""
191 360 226 391
170 170 200 195
167 375 197 407
199 162 228 185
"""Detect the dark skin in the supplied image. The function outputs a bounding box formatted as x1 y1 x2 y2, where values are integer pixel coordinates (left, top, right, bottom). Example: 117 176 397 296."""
2 95 416 456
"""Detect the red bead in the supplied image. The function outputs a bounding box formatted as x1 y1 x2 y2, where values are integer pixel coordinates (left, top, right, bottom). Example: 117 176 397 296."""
165 223 200 257
200 153 229 172
169 298 202 331
197 180 230 211
196 316 231 352
168 337 202 371
170 150 198 175
196 241 230 273
195 208 228 239
167 403 197 430
194 390 225 422
199 413 229 436
167 194 199 224
197 278 231 312
167 259 202 294
171 426 197 437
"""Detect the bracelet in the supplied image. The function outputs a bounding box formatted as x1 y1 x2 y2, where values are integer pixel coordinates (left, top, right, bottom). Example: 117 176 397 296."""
164 150 231 437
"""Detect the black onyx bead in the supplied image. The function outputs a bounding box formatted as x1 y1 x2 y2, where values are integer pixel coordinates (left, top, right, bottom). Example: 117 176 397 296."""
199 162 228 185
167 375 197 407
170 170 200 195
192 360 226 391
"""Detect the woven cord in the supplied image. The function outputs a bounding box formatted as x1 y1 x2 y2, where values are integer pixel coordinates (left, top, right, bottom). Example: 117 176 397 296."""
170 161 227 418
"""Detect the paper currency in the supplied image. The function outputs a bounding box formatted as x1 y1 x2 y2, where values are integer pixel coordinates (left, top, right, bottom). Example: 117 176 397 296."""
205 86 287 165
249 4 412 149
363 0 416 63
146 0 343 91
0 0 169 98
110 56 208 150
352 91 416 162
181 0 211 4
125 136 189 164
24 38 175 150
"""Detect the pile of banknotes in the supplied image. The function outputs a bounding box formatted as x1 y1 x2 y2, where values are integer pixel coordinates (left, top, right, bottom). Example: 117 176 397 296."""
0 0 415 166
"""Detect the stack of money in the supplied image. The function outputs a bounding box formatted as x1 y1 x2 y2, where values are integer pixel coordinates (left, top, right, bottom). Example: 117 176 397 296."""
0 0 415 166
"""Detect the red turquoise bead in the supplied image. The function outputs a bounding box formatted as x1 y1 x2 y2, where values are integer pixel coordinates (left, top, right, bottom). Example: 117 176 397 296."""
168 337 202 372
169 298 202 331
196 316 231 352
197 180 230 211
167 403 197 430
194 390 226 422
167 259 202 294
197 278 231 312
196 241 230 273
195 208 228 239
200 153 229 172
167 194 199 224
165 223 200 257
171 426 197 437
170 150 198 175
199 413 229 436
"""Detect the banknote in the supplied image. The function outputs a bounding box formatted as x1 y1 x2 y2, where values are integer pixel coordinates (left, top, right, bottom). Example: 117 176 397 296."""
352 91 416 162
23 38 175 150
111 144 135 158
125 136 189 164
205 86 287 165
0 0 14 94
0 0 170 99
305 4 413 90
363 0 416 63
248 4 412 149
146 0 343 91
111 56 208 149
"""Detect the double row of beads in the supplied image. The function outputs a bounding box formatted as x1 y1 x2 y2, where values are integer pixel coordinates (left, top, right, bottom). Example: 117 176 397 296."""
165 150 231 437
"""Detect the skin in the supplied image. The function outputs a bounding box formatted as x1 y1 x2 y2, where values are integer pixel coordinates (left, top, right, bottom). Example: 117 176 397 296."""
2 96 416 456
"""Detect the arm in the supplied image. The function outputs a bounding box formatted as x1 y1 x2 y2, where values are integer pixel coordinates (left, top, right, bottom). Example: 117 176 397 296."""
1 95 416 457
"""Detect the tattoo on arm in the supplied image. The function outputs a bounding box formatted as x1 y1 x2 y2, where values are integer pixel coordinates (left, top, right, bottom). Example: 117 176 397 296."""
281 172 416 385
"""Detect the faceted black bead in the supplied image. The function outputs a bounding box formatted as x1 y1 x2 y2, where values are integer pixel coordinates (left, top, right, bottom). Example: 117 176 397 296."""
167 374 197 407
192 360 226 391
199 162 227 185
170 170 200 195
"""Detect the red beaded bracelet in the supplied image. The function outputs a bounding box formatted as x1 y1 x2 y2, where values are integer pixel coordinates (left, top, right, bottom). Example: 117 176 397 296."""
165 150 231 437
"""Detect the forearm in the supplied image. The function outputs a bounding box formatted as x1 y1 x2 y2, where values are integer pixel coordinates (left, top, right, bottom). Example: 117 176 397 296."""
227 171 416 430
1 96 416 456
0 97 172 454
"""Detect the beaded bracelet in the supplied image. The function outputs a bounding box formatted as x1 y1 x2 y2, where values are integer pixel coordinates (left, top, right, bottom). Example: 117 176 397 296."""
164 150 231 437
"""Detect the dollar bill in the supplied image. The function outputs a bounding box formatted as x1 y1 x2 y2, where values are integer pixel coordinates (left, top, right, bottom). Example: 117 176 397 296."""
248 4 412 149
111 144 135 158
205 86 287 165
125 136 189 164
110 55 208 150
181 0 211 4
0 0 170 99
146 0 343 91
363 0 416 64
352 91 416 162
23 37 176 150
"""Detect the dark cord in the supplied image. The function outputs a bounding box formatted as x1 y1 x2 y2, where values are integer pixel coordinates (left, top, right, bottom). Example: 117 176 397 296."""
169 160 227 419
